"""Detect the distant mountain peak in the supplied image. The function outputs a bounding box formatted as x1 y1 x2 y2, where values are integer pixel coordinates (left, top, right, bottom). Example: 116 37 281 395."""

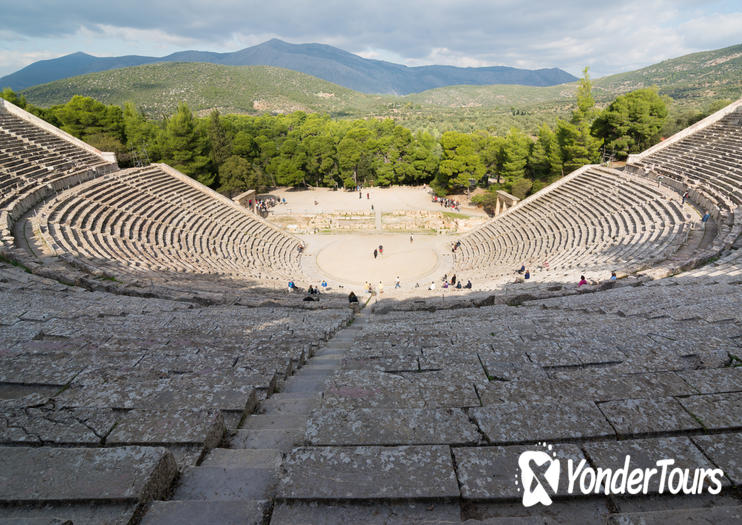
0 39 577 94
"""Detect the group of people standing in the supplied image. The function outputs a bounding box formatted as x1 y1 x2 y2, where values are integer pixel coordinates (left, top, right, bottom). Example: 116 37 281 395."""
432 195 460 210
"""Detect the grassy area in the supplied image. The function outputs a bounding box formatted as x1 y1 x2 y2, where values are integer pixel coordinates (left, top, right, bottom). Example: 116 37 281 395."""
441 211 471 219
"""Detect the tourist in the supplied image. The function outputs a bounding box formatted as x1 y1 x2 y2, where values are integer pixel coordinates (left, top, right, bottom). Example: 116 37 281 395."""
610 271 617 281
524 269 530 280
682 191 689 205
410 234 414 243
321 280 328 291
367 192 370 199
288 280 295 293
378 281 384 295
516 264 525 274
348 291 359 303
464 280 472 289
307 285 315 294
578 275 588 287
456 281 462 289
359 191 362 199
373 248 378 259
394 276 400 288
379 245 383 255
451 274 457 285
702 211 711 223
443 281 449 288
429 281 436 291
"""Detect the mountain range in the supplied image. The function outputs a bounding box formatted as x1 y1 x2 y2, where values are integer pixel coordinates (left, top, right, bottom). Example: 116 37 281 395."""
0 38 577 95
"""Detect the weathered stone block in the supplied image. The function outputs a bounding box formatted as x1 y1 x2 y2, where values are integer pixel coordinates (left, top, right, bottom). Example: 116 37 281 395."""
597 397 702 436
0 446 176 503
304 408 480 445
277 446 460 499
471 401 614 443
454 444 586 500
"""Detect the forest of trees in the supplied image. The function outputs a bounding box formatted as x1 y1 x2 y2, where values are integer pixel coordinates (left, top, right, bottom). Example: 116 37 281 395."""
3 72 722 207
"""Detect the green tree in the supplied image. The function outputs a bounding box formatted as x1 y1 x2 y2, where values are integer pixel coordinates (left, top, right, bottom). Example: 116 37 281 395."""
529 124 557 179
207 110 232 167
337 125 373 188
556 67 602 172
270 137 307 186
436 131 485 192
218 155 265 196
500 128 532 181
0 88 27 109
480 135 506 183
52 95 124 142
162 103 212 185
592 88 668 158
123 102 161 160
408 131 439 184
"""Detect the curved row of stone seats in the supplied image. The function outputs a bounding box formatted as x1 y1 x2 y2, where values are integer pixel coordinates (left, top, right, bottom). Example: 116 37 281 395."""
626 99 742 262
0 99 117 250
453 165 688 284
277 277 741 521
0 260 351 523
674 244 742 282
34 163 304 283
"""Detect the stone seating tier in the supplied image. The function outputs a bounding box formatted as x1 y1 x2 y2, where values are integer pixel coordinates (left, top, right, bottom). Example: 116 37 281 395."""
0 262 351 523
34 165 304 283
453 166 688 284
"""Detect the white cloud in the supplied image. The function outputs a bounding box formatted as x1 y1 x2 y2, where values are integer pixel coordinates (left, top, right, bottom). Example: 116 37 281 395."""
0 50 58 75
0 0 740 79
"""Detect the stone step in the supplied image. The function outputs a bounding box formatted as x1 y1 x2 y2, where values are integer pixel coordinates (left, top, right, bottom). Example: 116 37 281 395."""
172 466 275 501
260 394 321 416
242 414 305 431
0 503 136 524
277 445 459 500
200 448 281 469
311 351 346 360
295 365 337 375
269 501 462 525
230 428 304 450
142 500 268 525
309 356 343 366
606 505 742 524
281 377 327 393
0 446 176 504
304 408 480 446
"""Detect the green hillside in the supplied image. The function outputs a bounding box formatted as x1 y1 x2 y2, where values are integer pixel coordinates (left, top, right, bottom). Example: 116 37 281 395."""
22 62 391 118
593 43 742 104
20 43 742 134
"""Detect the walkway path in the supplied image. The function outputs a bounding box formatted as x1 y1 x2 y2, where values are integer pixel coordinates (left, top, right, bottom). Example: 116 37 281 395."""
142 309 368 524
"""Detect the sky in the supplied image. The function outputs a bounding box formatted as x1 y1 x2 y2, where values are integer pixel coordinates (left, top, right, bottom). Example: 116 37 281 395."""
1 0 741 78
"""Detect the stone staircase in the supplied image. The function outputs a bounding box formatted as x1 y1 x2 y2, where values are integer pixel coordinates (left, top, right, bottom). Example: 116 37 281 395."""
141 310 368 524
